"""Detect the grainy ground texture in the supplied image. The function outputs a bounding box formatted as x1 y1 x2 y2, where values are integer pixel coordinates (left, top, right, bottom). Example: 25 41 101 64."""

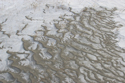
0 0 125 83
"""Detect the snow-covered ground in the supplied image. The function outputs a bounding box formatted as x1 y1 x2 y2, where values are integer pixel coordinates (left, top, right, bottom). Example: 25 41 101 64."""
0 0 125 48
0 0 125 83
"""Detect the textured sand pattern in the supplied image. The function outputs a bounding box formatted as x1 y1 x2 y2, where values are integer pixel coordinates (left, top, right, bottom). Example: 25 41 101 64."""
0 6 125 83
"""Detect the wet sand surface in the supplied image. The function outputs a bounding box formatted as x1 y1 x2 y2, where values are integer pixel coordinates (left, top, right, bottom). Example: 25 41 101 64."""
0 4 125 83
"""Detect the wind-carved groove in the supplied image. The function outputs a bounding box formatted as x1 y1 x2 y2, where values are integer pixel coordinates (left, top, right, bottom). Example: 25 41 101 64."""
1 7 125 83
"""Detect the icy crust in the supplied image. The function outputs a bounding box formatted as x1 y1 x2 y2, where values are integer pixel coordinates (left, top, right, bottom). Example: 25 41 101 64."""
0 6 125 83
